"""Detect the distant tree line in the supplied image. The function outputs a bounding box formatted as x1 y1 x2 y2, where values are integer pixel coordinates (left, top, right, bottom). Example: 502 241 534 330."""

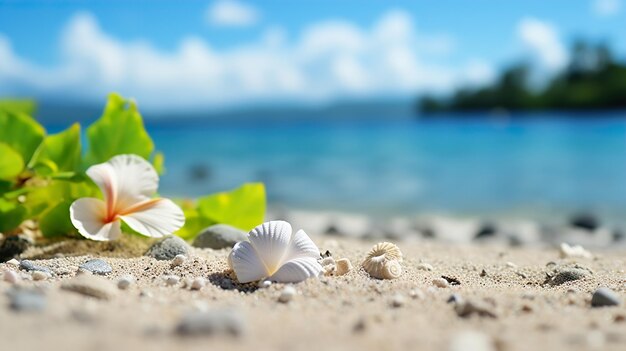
418 41 626 113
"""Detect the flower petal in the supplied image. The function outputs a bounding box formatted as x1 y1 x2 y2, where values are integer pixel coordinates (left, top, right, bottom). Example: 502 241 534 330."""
269 257 322 283
69 198 122 241
283 229 321 261
230 241 269 283
248 220 292 274
118 198 185 238
86 154 159 212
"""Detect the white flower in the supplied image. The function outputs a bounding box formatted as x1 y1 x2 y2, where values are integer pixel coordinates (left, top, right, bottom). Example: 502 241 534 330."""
228 220 323 283
69 154 185 241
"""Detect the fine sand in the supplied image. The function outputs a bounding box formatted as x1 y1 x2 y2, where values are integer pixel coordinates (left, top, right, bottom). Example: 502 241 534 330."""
1 236 625 351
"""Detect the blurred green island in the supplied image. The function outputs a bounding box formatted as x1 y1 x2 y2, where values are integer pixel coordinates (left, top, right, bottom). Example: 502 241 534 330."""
419 41 626 114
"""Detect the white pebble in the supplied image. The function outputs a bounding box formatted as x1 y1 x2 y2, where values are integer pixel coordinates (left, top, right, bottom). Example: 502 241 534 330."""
432 278 449 288
417 263 434 271
32 271 49 281
117 275 134 290
3 270 20 284
191 277 206 290
6 258 20 266
391 294 406 307
278 286 296 303
409 289 425 299
505 262 517 268
258 280 272 288
559 243 592 259
171 254 187 267
165 275 180 286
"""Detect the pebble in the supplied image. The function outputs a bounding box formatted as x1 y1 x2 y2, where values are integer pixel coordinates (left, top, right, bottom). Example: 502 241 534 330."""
0 235 32 262
165 275 180 286
591 288 621 307
6 288 46 312
79 259 112 275
449 331 495 351
176 309 246 337
145 236 189 260
258 280 271 289
416 263 434 271
447 294 463 304
192 224 248 250
117 275 134 290
191 277 206 290
31 271 49 281
409 289 425 299
19 260 52 274
171 254 186 267
548 266 592 285
61 275 117 300
320 256 335 266
3 270 20 284
391 293 406 308
559 243 592 259
505 262 517 268
278 286 296 303
433 278 450 288
335 258 353 276
455 300 497 318
6 258 20 266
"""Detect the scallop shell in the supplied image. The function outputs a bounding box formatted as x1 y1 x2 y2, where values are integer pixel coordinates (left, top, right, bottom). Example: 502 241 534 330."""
362 242 403 279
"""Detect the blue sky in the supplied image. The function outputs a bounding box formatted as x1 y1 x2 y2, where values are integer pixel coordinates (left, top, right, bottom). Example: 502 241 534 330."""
0 0 624 111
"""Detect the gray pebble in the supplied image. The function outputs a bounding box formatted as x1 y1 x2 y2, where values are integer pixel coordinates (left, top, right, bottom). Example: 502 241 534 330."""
192 224 248 249
146 236 189 260
591 288 621 307
176 309 246 337
7 288 46 312
0 235 32 262
79 259 112 275
20 260 52 274
548 267 592 285
117 275 134 290
455 300 497 318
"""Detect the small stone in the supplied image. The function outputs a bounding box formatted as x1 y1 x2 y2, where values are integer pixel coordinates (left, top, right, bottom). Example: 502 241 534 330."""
505 262 517 268
559 243 592 259
146 236 189 260
416 263 434 271
447 294 463 304
117 275 134 290
192 224 248 250
3 270 19 284
258 280 271 288
569 213 599 231
79 259 112 275
391 294 405 308
433 278 449 288
0 235 32 262
20 260 52 274
165 275 180 286
548 266 592 285
31 271 49 281
6 258 20 266
409 289 425 299
455 300 497 318
591 288 621 307
171 254 186 267
320 256 335 266
220 278 234 290
176 309 246 337
278 286 296 303
61 275 117 300
335 258 353 276
6 288 46 312
190 277 205 290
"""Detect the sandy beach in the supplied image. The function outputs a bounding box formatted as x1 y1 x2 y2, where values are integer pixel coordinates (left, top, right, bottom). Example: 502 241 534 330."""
1 233 624 351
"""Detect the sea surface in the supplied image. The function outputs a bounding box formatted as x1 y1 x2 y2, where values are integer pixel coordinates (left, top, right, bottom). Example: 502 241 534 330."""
52 111 626 219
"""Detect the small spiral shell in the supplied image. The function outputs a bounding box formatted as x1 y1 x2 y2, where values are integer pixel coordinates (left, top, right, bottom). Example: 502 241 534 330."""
362 242 403 279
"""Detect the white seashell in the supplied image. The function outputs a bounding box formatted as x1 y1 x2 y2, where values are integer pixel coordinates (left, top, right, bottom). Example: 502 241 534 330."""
335 258 353 276
559 243 592 259
362 242 403 279
229 221 323 283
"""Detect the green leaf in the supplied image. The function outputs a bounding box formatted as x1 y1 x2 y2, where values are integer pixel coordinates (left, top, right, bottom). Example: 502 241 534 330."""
85 93 154 165
195 183 266 234
23 180 99 219
152 151 165 175
29 123 81 175
39 200 76 237
0 143 24 180
0 110 45 164
0 99 37 115
0 198 28 232
174 205 215 240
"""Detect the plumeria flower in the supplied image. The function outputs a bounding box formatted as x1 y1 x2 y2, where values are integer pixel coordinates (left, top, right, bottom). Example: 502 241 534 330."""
228 220 323 283
70 154 185 241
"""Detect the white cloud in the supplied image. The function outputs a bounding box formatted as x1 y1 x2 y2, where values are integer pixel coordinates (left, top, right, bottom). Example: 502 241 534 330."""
0 10 492 111
206 0 260 27
517 17 568 71
592 0 622 17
